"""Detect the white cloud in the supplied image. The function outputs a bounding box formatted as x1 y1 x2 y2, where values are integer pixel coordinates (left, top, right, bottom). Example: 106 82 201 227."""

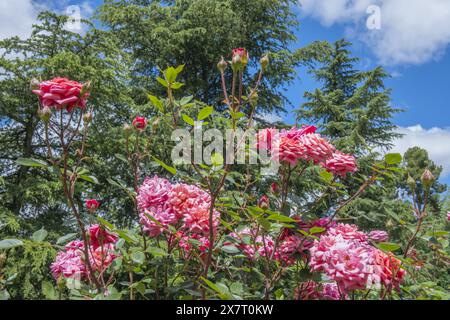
0 0 39 40
259 113 283 123
390 125 450 177
299 0 450 65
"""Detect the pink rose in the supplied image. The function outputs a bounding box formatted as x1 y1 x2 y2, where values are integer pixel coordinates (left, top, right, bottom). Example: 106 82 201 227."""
32 77 90 112
85 199 100 212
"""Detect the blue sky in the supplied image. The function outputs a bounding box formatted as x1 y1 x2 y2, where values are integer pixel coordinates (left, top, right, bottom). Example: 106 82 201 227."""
1 0 449 185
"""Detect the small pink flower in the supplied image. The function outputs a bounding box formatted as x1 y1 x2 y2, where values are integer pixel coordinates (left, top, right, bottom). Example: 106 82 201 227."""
369 230 389 243
85 199 100 212
132 116 148 130
447 212 450 221
32 77 89 112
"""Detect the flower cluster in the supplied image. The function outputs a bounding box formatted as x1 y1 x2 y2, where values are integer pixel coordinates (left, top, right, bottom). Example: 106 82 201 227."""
137 176 220 242
309 224 405 294
32 77 90 112
50 225 118 280
257 126 357 177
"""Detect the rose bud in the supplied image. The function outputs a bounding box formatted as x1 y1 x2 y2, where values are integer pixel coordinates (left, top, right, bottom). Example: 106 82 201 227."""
86 199 100 213
30 78 40 90
447 212 450 221
38 106 52 123
123 123 132 135
270 182 279 195
260 54 269 71
421 169 435 190
258 195 270 210
83 112 93 123
132 116 148 130
407 174 416 190
232 48 249 70
217 56 228 73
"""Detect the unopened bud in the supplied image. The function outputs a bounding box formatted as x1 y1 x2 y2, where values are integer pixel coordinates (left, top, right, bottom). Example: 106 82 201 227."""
260 54 269 71
421 169 435 189
249 91 258 107
217 56 228 73
232 54 242 71
123 123 132 135
270 182 279 195
152 117 160 132
80 81 91 97
38 106 52 123
385 218 394 229
258 195 270 210
407 174 416 190
83 112 92 123
30 78 40 91
0 253 6 268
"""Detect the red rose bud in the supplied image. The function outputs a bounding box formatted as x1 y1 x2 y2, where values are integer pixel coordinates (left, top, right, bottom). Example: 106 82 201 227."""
258 195 270 210
86 199 100 212
270 182 279 195
132 116 148 130
217 56 228 73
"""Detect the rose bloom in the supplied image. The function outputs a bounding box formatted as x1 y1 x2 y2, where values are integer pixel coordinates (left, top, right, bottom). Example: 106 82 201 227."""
88 243 118 273
140 204 178 237
50 241 86 280
88 224 118 249
369 250 406 291
32 77 89 112
328 223 369 244
258 195 270 209
137 176 172 212
85 199 100 212
369 230 389 243
132 116 148 130
322 151 357 177
297 133 335 164
256 128 278 151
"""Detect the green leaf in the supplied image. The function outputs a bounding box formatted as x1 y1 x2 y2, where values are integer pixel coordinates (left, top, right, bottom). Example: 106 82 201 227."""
16 157 47 168
179 95 193 106
42 281 57 300
222 245 240 254
267 214 296 223
377 242 401 252
171 82 184 90
309 227 326 234
148 94 165 113
146 246 167 257
156 77 168 88
384 153 402 165
115 153 128 163
151 156 177 175
96 216 114 229
79 175 99 184
0 239 23 250
198 106 213 120
32 228 48 242
182 114 195 126
56 233 78 245
130 251 145 264
165 67 177 84
211 152 224 167
319 169 334 182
